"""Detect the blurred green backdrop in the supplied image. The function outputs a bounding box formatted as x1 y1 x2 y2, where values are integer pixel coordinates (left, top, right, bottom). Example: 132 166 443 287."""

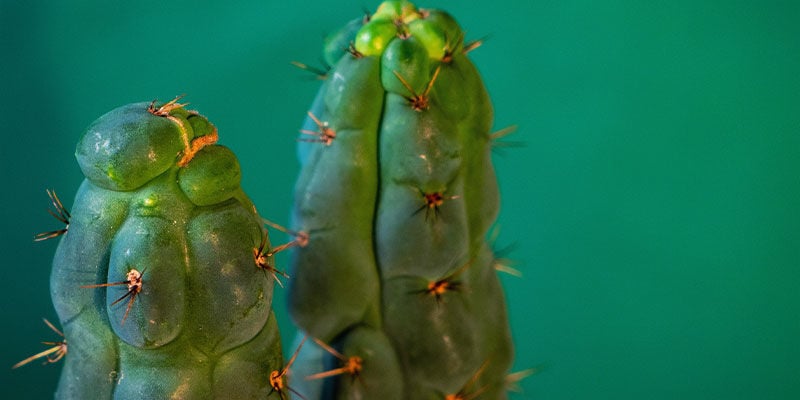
2 0 798 398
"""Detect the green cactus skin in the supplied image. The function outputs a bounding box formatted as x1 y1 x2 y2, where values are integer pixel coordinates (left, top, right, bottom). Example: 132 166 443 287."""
289 1 514 398
49 100 285 399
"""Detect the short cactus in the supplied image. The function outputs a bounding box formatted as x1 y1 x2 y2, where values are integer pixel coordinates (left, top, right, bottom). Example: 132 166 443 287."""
32 99 288 399
288 1 515 398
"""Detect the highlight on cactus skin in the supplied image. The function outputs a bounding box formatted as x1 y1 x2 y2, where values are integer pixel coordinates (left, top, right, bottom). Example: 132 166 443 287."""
20 97 292 399
288 0 518 398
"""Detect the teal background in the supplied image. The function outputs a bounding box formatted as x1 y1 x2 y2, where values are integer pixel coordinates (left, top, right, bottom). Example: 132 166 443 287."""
1 0 798 398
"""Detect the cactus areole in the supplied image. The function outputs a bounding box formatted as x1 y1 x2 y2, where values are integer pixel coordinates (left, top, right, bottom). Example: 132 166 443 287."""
289 1 515 398
49 99 285 399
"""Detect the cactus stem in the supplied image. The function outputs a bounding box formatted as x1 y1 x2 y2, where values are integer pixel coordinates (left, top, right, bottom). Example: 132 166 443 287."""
305 338 363 382
269 336 308 400
254 232 290 288
392 64 441 111
81 268 145 326
445 361 490 400
299 111 336 146
34 189 71 242
12 319 67 369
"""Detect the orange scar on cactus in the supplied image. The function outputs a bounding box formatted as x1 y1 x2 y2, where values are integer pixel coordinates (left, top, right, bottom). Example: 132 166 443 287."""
81 268 145 326
147 96 219 166
305 338 363 382
12 319 67 369
177 126 218 166
34 189 71 242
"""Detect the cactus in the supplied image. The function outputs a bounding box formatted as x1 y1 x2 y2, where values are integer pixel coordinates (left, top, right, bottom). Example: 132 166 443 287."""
288 1 515 398
32 98 289 399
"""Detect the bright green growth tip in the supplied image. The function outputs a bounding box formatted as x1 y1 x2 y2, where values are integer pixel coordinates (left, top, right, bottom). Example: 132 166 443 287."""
354 0 458 60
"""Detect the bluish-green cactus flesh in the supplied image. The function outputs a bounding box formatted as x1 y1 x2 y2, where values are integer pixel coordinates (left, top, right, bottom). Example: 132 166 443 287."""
51 102 284 399
289 1 513 398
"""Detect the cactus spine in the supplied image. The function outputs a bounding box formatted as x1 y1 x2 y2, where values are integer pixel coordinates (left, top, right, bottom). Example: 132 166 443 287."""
44 99 286 399
288 1 514 398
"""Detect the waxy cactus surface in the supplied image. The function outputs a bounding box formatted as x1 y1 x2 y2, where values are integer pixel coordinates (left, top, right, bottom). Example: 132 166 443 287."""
289 1 514 398
46 99 286 399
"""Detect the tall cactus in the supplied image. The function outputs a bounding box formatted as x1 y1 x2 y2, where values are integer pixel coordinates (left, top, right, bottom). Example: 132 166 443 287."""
288 1 514 398
38 99 286 399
